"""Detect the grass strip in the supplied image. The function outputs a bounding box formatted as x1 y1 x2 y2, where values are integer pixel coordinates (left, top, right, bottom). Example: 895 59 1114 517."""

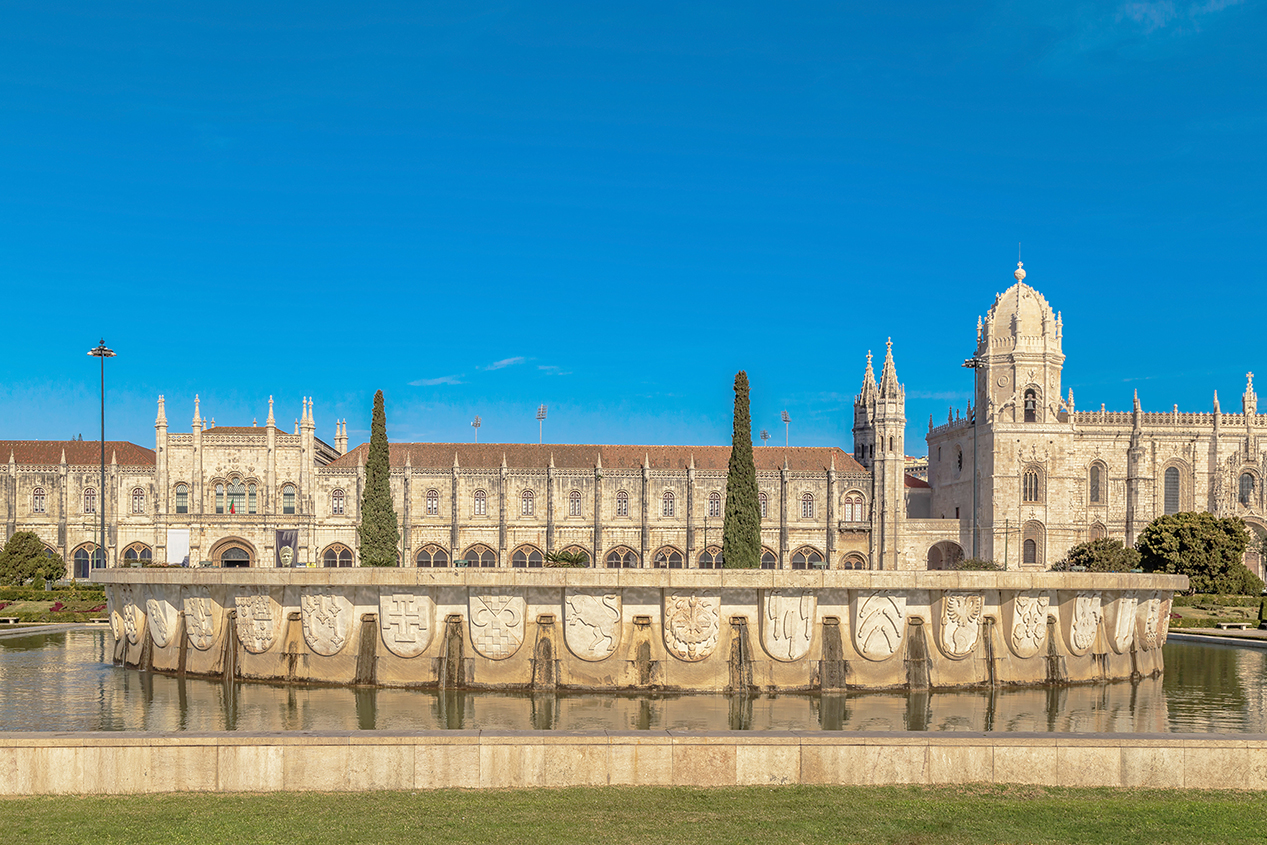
0 784 1265 844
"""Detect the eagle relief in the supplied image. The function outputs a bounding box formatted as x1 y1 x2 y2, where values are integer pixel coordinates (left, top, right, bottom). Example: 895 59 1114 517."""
938 592 983 659
663 592 720 661
300 590 353 656
564 590 622 661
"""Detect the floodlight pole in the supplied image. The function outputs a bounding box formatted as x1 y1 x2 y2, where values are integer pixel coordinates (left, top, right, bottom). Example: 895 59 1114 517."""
962 356 983 561
781 411 790 447
88 340 116 577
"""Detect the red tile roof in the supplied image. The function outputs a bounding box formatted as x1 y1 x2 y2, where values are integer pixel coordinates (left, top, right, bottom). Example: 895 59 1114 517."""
0 441 156 467
325 443 867 473
904 474 930 489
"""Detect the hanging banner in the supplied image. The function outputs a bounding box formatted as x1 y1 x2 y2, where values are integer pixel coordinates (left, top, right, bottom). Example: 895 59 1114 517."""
167 529 191 567
275 529 299 568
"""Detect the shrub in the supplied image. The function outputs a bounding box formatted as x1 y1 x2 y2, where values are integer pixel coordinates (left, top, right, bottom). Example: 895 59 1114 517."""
1136 512 1260 594
954 558 1001 571
1051 538 1140 573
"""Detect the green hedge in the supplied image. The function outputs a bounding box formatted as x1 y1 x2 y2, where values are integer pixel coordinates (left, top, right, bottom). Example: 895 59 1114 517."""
0 586 104 602
1171 594 1261 607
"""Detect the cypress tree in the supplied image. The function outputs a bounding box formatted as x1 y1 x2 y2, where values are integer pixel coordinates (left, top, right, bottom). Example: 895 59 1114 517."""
722 371 761 568
358 389 400 567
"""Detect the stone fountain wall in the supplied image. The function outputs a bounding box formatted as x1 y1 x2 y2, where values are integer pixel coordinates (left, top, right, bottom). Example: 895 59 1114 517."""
95 569 1186 692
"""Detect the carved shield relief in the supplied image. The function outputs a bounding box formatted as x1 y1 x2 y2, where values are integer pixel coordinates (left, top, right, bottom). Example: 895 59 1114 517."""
1157 597 1173 645
1005 591 1049 659
234 591 281 654
852 591 907 661
183 593 222 651
564 589 622 661
761 589 816 662
379 590 434 658
1105 593 1138 654
120 586 145 646
469 589 526 660
145 596 180 648
663 592 721 662
936 591 984 659
1136 593 1161 651
301 589 354 657
107 588 122 641
1060 591 1103 656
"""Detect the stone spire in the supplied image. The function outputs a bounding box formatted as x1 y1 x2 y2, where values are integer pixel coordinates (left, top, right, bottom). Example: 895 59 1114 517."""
1244 372 1258 416
688 453 695 471
548 453 555 469
192 394 201 428
878 338 901 399
595 452 602 470
858 350 878 405
501 452 508 469
111 449 117 466
453 451 460 469
1214 390 1221 414
266 395 275 427
60 448 66 466
1132 390 1142 433
155 395 166 427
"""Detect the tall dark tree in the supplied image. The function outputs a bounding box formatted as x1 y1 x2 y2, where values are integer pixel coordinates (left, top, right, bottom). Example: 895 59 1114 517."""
358 390 400 567
0 531 65 585
722 371 761 568
1136 512 1261 594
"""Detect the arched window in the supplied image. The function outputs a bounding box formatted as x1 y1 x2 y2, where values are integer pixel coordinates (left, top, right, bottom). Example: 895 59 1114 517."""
791 547 824 570
331 489 345 515
281 484 296 515
605 547 639 568
73 546 103 579
521 489 535 516
227 478 245 514
956 447 963 473
1022 469 1041 503
1164 467 1180 515
801 493 814 519
426 489 439 515
662 490 675 517
1089 522 1107 541
616 490 629 517
215 483 225 514
461 544 496 567
1239 473 1255 506
247 483 257 514
758 492 768 519
131 488 146 514
760 549 778 569
1022 520 1044 567
1023 539 1037 565
844 493 866 523
473 490 487 516
32 487 45 514
841 554 867 570
123 544 152 563
558 545 591 567
569 490 582 517
416 545 449 568
1089 465 1103 504
322 545 354 568
698 547 723 569
653 548 683 569
1024 389 1038 423
512 546 544 568
174 484 187 514
708 491 721 518
83 488 96 514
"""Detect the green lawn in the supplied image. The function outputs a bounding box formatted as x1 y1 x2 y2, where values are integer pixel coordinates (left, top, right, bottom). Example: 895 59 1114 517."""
1 785 1264 844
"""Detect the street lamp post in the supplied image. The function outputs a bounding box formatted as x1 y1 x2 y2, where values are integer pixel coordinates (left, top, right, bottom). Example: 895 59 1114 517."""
87 340 116 577
780 411 790 447
961 355 982 561
471 415 481 443
536 404 547 444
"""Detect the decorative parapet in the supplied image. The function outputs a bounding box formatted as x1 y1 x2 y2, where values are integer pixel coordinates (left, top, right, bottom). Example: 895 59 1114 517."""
96 569 1186 693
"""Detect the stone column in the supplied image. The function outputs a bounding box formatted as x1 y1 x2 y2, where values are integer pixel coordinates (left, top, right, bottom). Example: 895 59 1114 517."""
826 463 837 566
593 457 603 565
546 458 555 555
450 457 460 559
498 464 508 566
685 458 695 567
640 455 650 568
779 459 789 566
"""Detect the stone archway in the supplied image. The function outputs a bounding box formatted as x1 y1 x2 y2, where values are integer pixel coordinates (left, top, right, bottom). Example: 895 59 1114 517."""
927 541 965 571
208 537 257 569
1245 520 1266 581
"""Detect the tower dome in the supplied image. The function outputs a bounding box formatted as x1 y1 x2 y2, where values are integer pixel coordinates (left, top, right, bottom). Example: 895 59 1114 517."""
978 263 1062 355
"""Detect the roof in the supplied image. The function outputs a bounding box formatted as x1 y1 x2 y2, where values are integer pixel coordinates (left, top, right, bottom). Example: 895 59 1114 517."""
325 443 867 474
0 441 156 467
904 474 930 489
202 426 269 435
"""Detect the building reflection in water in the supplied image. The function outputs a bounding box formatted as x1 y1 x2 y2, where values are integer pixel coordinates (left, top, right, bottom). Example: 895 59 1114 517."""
0 631 1263 734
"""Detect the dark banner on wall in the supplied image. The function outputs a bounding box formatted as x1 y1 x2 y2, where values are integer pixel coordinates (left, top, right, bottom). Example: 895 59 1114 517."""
275 529 299 568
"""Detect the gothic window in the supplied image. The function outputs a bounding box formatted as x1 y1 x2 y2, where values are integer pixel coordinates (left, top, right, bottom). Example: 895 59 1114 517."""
956 447 963 473
708 491 721 518
1022 469 1041 503
175 484 187 514
558 546 591 566
791 547 824 570
473 490 487 516
569 490 582 517
227 479 246 514
653 547 683 569
1089 465 1103 504
426 489 439 515
322 545 354 568
1023 539 1037 565
248 483 257 514
758 491 768 519
521 489 535 516
463 544 496 567
131 488 145 514
1089 522 1107 541
281 484 295 515
1239 473 1255 506
83 488 96 514
215 484 225 514
801 492 814 519
1164 467 1180 515
123 544 152 563
416 545 449 568
662 490 675 518
73 546 103 578
512 546 544 568
698 547 723 569
605 547 639 568
1024 389 1038 423
616 490 629 517
331 489 345 515
31 488 45 514
841 553 867 570
760 549 778 569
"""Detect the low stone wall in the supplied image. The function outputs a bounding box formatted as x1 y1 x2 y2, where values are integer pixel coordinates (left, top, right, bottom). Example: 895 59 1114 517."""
1 731 1264 794
94 569 1186 692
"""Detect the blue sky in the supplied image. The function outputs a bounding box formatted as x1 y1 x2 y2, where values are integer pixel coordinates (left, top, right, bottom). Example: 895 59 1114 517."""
2 1 1264 454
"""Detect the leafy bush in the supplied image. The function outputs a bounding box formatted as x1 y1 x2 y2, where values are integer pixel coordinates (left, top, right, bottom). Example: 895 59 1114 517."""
1050 538 1140 573
544 550 590 568
954 558 1001 571
1136 512 1262 594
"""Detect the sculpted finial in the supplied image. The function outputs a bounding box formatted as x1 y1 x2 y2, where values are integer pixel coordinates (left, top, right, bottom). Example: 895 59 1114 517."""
1014 261 1026 282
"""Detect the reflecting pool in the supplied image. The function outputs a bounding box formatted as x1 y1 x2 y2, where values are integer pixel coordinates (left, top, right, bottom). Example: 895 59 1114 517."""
2 631 1264 733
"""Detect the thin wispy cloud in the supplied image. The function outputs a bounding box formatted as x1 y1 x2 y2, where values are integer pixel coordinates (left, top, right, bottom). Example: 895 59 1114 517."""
908 390 972 401
482 357 525 371
1118 0 1243 33
409 375 465 387
538 365 572 376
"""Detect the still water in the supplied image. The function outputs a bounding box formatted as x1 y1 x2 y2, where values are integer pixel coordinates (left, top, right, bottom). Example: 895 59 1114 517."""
2 630 1265 733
